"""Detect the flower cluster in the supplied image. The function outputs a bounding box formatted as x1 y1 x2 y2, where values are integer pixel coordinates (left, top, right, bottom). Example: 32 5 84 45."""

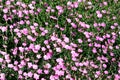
0 0 120 80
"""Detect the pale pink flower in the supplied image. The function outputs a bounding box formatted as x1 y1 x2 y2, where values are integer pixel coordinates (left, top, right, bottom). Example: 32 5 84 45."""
103 2 108 6
0 58 3 63
33 73 39 79
104 71 108 74
19 47 24 52
103 64 107 68
0 73 5 80
56 47 61 53
66 18 71 23
28 62 33 68
32 64 38 69
78 39 83 43
67 1 72 6
8 64 13 68
71 23 77 28
92 48 97 53
37 69 42 74
97 13 102 18
64 37 69 43
36 54 41 59
34 23 38 27
3 8 8 13
44 70 49 74
34 45 40 50
27 72 33 78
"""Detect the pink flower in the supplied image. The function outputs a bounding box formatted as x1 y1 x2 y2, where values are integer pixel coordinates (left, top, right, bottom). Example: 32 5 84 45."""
1 27 7 32
19 47 24 52
51 36 57 41
44 30 48 34
71 51 79 57
79 63 83 66
73 2 79 8
106 34 110 38
114 74 120 80
95 74 98 78
19 20 25 25
55 70 64 76
8 64 13 68
41 32 46 36
71 23 77 28
97 13 102 18
71 66 77 71
0 58 3 62
83 69 87 74
28 62 33 68
56 47 61 53
56 58 63 63
78 14 82 18
103 64 107 68
64 37 69 43
28 4 34 9
44 52 52 60
32 64 38 69
0 73 5 80
14 61 18 65
36 54 41 59
21 28 28 35
18 70 23 75
101 22 106 27
118 70 120 74
44 40 49 44
78 0 82 2
44 70 49 74
56 6 62 10
104 71 108 74
33 73 39 80
83 61 89 66
50 16 58 20
103 2 108 6
92 48 97 53
34 23 38 27
27 35 33 40
29 44 34 49
34 45 40 50
3 8 8 13
13 66 18 71
37 69 42 74
20 60 26 66
64 45 70 50
50 75 55 80
116 46 119 49
66 18 71 23
114 23 118 26
78 49 83 52
102 10 106 13
78 39 83 43
44 63 51 69
111 26 115 29
67 1 72 6
96 71 100 75
109 46 113 50
6 1 11 5
4 55 10 60
110 52 114 56
85 24 90 28
27 72 33 77
41 47 46 51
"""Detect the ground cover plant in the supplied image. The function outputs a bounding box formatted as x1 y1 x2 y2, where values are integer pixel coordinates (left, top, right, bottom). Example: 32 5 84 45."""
0 0 120 80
